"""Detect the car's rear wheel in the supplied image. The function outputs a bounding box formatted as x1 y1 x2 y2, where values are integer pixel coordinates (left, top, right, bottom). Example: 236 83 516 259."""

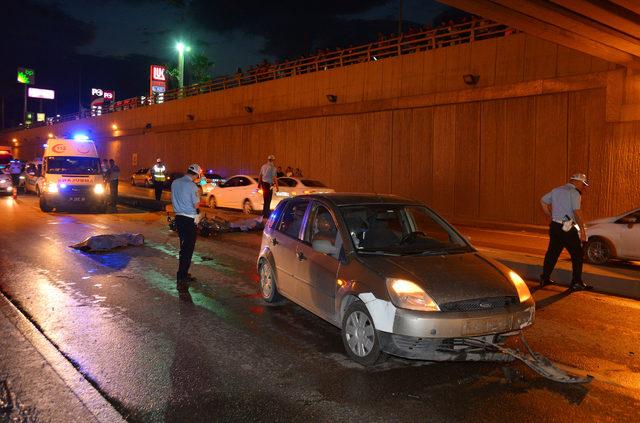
242 199 253 214
586 237 611 264
208 196 217 209
341 300 385 366
259 259 281 303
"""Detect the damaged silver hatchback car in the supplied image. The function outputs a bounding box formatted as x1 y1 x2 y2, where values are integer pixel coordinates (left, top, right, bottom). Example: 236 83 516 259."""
257 194 535 366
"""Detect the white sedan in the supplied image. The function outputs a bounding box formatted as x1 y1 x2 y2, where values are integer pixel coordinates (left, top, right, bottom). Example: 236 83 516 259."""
205 175 286 214
585 208 640 264
276 177 335 196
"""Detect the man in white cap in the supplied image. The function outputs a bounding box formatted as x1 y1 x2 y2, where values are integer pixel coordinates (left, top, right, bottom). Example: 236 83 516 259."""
258 154 278 220
539 173 592 291
171 163 202 292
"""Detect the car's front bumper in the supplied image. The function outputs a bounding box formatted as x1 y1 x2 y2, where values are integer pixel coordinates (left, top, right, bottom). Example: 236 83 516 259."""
391 301 535 339
42 190 107 209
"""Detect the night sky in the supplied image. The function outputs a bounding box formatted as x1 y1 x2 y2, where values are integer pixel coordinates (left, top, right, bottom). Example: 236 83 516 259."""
0 0 465 129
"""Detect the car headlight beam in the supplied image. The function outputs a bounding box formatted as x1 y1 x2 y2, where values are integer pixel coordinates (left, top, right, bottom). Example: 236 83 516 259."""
508 270 531 303
94 183 105 195
386 278 440 312
46 182 58 193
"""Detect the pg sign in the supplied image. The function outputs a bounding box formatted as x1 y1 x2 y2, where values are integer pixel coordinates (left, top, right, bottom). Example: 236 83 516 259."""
91 88 115 116
150 65 167 101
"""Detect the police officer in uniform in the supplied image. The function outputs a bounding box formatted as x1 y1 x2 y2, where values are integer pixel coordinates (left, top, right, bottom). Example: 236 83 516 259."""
258 154 278 220
171 163 202 292
151 158 166 201
540 173 593 291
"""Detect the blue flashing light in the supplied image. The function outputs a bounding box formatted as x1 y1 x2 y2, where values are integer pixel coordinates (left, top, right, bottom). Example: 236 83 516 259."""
73 134 90 141
59 183 67 189
42 144 48 148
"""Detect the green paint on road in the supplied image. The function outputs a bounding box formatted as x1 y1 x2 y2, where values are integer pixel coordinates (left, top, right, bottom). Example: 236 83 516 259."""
145 241 238 277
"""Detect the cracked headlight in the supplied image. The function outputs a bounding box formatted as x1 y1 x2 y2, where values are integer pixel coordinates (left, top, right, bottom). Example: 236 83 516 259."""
386 278 440 312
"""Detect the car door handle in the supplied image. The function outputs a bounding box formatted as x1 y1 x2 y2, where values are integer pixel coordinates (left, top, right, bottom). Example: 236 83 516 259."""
296 252 307 261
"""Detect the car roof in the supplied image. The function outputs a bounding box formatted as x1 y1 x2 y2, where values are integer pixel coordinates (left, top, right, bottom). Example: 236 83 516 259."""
293 193 420 207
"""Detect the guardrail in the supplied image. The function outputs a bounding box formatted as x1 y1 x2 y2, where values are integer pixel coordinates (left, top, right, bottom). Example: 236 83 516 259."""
12 19 515 130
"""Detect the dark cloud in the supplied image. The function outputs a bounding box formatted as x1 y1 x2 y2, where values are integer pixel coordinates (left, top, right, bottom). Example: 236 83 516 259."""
185 0 397 57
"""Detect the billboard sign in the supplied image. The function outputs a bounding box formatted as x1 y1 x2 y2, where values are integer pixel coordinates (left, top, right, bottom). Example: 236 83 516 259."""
150 65 166 100
17 68 35 84
28 87 55 100
91 88 115 115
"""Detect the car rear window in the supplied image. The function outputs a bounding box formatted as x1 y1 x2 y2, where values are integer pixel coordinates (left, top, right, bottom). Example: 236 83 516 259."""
301 179 326 187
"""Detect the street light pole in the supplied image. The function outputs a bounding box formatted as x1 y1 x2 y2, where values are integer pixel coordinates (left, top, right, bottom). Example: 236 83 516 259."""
176 42 191 89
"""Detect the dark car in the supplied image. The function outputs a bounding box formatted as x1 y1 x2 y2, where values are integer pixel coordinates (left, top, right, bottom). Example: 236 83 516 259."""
257 194 535 365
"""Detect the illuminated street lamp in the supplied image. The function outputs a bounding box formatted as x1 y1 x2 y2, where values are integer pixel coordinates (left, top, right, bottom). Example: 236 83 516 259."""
176 42 191 89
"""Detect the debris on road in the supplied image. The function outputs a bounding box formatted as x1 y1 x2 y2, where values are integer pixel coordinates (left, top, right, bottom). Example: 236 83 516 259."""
70 233 145 252
167 210 264 236
469 333 593 384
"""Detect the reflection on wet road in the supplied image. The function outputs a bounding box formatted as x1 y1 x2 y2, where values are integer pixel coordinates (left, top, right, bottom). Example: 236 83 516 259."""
1 196 639 422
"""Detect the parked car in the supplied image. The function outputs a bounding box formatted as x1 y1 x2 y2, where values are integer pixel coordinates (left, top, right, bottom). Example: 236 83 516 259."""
200 170 226 195
257 194 535 365
130 168 153 187
0 172 14 195
23 159 43 195
205 175 283 214
165 172 184 188
276 177 335 196
585 208 640 264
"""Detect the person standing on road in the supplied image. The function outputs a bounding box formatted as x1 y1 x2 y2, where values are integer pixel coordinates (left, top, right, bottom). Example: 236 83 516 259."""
8 160 22 194
540 173 593 291
101 159 109 181
107 159 120 208
258 155 279 220
151 158 167 201
171 164 202 292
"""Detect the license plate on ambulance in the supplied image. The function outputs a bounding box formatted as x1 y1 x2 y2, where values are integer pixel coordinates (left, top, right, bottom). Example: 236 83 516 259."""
70 197 85 202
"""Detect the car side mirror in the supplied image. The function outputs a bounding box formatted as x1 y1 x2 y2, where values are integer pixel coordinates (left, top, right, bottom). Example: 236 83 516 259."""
312 239 337 256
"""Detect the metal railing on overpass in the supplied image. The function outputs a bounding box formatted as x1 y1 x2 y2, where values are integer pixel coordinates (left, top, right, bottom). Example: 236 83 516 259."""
13 19 516 130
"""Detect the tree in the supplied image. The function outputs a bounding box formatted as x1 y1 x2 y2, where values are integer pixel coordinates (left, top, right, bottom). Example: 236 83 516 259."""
164 52 214 89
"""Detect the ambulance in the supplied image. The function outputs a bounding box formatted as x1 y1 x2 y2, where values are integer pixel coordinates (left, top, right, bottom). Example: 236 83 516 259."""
39 136 107 212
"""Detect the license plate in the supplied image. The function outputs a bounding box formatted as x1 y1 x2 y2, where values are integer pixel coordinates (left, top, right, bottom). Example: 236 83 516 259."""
70 197 85 202
462 315 511 336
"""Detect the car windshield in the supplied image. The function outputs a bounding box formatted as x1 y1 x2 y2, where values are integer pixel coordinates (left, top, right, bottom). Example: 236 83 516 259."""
341 204 472 255
301 179 326 187
46 157 101 175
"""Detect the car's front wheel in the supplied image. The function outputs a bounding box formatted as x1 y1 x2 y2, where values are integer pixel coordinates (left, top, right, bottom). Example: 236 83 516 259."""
39 196 52 212
586 237 612 264
341 300 385 366
259 259 281 303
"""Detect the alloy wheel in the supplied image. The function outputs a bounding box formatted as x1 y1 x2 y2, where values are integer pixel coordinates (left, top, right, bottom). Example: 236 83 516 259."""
344 311 375 357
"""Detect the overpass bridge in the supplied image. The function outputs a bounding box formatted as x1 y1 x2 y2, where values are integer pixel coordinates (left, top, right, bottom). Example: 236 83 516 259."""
3 11 639 228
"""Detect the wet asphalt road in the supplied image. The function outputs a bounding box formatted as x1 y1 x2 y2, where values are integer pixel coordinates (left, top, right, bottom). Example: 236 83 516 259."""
0 195 639 422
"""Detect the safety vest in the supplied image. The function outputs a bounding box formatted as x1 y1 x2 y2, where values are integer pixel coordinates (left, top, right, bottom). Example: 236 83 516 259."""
152 164 166 181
